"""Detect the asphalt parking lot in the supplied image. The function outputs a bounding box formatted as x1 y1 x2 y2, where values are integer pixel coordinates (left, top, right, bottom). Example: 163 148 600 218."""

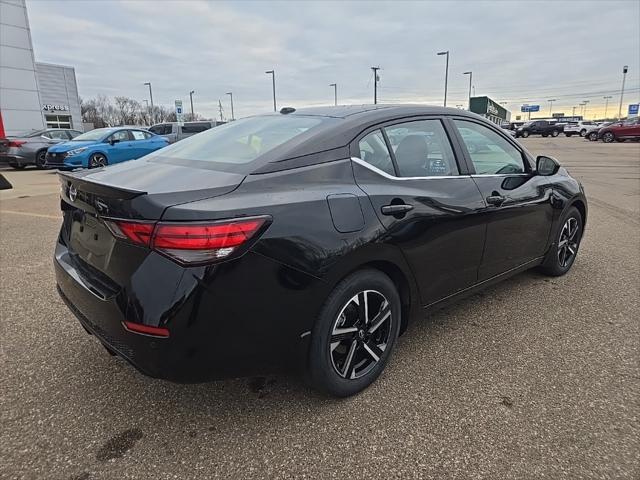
1 137 638 479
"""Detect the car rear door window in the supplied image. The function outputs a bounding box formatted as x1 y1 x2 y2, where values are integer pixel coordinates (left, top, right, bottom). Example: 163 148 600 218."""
384 120 458 177
131 130 150 140
454 120 525 175
357 130 394 176
109 130 132 142
47 130 69 140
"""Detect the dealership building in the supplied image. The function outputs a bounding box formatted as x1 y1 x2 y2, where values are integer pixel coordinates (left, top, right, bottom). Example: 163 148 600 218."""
469 96 511 125
0 0 82 136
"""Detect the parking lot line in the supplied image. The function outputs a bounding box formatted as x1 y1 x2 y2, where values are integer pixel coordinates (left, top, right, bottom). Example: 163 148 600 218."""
0 209 61 220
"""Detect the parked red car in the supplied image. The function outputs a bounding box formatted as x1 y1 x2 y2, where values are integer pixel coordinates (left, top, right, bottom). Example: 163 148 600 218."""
598 117 640 143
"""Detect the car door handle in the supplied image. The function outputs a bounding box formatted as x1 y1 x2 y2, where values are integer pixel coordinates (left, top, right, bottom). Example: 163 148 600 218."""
381 204 414 215
486 194 506 206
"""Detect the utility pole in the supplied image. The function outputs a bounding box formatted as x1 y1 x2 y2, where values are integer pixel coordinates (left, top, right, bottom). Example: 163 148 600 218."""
548 98 556 116
189 90 195 120
329 83 337 106
265 70 276 112
218 100 224 122
618 65 628 119
225 92 234 121
144 82 154 123
603 95 612 119
437 51 449 107
463 71 472 110
572 105 577 117
371 66 380 104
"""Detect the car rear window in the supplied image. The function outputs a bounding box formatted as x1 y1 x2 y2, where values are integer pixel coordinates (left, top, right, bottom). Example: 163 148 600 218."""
146 115 328 172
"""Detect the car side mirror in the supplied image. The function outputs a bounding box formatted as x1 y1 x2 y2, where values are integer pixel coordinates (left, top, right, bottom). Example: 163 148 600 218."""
109 138 120 145
536 155 560 176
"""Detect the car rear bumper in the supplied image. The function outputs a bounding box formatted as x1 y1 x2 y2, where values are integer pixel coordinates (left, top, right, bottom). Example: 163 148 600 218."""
54 237 323 382
0 152 31 165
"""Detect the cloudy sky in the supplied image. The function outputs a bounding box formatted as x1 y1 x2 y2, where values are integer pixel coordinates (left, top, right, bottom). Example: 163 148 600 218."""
27 0 640 120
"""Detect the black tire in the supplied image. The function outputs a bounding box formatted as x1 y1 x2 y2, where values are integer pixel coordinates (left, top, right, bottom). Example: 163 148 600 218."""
588 132 598 141
565 133 573 137
542 133 548 137
35 149 47 169
308 269 401 397
521 130 530 138
579 129 587 137
602 132 615 143
539 206 583 277
551 130 559 137
88 153 108 168
10 164 26 170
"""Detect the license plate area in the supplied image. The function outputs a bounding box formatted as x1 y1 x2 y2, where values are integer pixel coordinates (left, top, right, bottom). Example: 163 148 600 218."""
69 211 116 272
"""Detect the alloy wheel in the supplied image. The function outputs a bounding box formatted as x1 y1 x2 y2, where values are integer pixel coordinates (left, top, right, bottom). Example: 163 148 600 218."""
90 154 107 168
603 132 615 143
329 290 392 380
557 217 579 268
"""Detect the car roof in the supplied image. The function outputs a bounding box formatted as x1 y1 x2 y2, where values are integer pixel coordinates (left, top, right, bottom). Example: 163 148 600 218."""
250 105 492 174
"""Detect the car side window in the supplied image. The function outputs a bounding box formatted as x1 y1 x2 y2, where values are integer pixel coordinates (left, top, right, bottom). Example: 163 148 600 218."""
48 130 69 140
109 130 131 142
131 130 148 140
384 120 458 177
357 130 395 176
454 120 526 175
148 125 162 135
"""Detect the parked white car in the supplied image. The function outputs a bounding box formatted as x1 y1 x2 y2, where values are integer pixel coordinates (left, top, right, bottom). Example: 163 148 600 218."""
564 121 597 137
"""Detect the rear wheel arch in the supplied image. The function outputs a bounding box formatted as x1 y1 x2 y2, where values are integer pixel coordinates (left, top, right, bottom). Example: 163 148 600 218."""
571 199 587 227
324 254 417 335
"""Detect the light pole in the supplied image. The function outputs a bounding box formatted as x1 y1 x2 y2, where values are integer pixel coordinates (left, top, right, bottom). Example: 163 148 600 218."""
189 90 195 120
572 106 577 117
548 98 556 116
583 100 590 119
265 70 276 112
371 66 380 104
437 51 449 107
463 71 472 110
144 82 154 123
618 65 628 119
225 92 234 121
603 95 612 119
329 83 337 106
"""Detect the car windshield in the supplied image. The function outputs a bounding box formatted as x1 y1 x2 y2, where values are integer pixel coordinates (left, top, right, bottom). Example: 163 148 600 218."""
72 128 113 141
147 115 327 170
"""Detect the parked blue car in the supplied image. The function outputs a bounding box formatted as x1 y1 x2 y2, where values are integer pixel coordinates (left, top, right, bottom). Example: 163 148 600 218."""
45 127 169 169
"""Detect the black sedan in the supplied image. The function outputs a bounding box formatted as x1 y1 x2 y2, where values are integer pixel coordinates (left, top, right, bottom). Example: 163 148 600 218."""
54 105 587 397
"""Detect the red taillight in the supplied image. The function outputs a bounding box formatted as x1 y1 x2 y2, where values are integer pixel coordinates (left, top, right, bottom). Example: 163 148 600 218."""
122 321 169 338
106 216 269 265
108 221 155 246
6 140 25 148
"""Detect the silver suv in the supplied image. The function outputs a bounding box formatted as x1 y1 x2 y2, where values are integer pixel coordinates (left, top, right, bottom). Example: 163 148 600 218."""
148 121 223 144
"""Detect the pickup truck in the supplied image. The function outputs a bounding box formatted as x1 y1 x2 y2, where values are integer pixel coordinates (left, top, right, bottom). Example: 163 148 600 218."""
148 121 223 144
515 120 564 138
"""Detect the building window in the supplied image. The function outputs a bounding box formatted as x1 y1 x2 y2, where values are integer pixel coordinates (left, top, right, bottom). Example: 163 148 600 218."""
45 114 72 129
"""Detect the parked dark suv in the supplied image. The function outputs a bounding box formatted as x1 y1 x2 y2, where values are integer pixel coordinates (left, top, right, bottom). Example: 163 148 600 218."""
515 120 564 138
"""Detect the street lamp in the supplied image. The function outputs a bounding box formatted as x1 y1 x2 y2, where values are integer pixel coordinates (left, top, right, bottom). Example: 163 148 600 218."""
226 92 234 121
371 66 380 104
265 70 276 112
618 65 628 119
437 51 449 107
548 98 556 116
572 106 577 117
144 82 154 122
463 71 473 110
583 100 590 119
603 95 613 119
189 90 195 120
329 83 337 106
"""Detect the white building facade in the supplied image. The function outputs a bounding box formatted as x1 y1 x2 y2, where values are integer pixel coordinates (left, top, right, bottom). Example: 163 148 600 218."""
0 0 82 136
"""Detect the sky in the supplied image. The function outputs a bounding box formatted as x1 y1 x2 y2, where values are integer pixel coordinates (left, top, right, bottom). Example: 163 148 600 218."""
26 0 640 121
